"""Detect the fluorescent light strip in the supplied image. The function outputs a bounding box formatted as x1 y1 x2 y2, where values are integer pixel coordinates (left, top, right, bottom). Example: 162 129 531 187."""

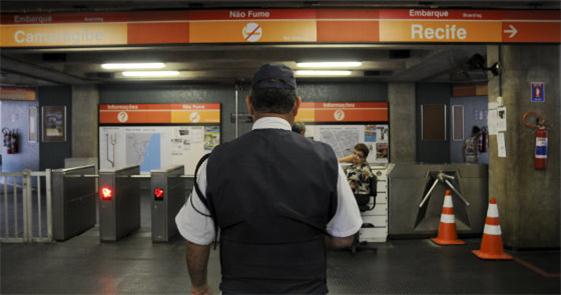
296 61 362 68
295 70 352 77
122 71 180 78
102 63 166 70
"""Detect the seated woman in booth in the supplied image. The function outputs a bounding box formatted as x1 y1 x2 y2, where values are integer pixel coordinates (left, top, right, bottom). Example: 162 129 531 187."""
338 143 374 196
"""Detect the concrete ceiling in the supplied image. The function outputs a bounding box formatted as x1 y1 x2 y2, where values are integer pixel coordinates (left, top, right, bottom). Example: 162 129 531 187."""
0 44 489 86
2 0 545 86
1 0 559 12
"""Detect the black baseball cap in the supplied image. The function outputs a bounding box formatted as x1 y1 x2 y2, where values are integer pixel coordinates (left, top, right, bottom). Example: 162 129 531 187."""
252 64 296 90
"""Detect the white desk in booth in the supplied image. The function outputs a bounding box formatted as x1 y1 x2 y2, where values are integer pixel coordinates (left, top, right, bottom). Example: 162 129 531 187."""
345 163 393 243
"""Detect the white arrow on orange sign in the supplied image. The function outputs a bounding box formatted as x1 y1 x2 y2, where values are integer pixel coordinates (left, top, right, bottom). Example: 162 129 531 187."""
504 24 518 38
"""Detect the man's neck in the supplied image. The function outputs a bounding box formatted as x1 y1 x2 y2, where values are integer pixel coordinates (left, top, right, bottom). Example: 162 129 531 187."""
253 113 294 125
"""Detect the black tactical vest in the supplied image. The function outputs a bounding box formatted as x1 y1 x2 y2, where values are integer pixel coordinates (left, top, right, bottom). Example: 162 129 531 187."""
206 128 338 294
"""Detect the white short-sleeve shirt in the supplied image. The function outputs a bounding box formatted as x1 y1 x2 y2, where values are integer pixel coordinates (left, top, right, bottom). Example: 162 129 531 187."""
175 117 362 245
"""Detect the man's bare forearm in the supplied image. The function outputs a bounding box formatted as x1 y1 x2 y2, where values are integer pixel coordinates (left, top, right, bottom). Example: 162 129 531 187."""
325 235 354 249
186 241 211 291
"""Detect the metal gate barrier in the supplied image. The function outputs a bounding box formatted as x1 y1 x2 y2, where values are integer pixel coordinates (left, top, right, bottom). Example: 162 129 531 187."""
52 165 97 241
98 165 142 242
0 170 52 243
151 165 185 242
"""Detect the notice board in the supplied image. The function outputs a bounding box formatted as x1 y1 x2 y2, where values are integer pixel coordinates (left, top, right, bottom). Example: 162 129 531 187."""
306 124 389 164
295 102 389 164
99 103 220 176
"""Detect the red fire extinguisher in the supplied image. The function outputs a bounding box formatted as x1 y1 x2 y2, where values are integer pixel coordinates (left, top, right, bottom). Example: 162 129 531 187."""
523 112 548 170
10 130 19 154
479 127 488 153
1 128 19 154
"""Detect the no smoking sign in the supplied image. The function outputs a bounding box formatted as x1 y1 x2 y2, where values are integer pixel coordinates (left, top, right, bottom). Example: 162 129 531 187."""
242 23 262 42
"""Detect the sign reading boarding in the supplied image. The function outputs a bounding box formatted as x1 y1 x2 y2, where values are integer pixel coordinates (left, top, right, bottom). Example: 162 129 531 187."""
1 9 559 47
99 103 221 124
531 82 545 102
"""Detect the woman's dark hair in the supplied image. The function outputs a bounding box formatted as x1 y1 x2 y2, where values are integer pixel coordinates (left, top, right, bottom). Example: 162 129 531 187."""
472 126 481 135
291 121 306 135
354 143 369 159
251 87 296 114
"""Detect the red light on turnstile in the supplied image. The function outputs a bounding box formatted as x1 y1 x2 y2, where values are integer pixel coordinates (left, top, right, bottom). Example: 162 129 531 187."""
154 187 165 201
100 186 113 201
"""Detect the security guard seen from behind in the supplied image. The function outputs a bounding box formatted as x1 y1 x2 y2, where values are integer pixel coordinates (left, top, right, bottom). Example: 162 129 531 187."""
175 64 362 294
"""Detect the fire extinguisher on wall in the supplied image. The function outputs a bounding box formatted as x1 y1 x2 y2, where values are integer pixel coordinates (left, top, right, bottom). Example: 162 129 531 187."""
479 127 488 153
1 128 19 154
2 128 10 151
523 112 548 170
10 130 19 154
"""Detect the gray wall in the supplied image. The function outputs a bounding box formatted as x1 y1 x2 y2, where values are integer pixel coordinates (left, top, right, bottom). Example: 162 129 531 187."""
39 86 72 170
1 100 40 172
450 96 489 164
389 83 416 163
416 83 452 163
72 85 99 158
488 44 560 249
100 81 388 143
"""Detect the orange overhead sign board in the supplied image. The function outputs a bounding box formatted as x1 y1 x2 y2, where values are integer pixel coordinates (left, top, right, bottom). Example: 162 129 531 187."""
0 9 558 47
296 102 388 123
0 86 37 101
0 23 127 47
99 103 221 124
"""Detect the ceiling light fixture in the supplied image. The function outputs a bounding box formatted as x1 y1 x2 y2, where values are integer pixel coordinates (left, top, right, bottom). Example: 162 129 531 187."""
102 63 166 70
122 71 180 78
296 61 362 68
295 70 353 77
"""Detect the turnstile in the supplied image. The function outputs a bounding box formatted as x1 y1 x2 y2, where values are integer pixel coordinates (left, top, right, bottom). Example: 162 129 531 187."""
98 165 140 242
52 165 96 241
150 165 186 242
388 163 488 237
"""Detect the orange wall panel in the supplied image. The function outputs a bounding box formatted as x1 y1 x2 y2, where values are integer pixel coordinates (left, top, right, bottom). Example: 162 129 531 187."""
0 23 127 47
317 21 378 42
128 22 189 44
189 20 316 43
379 20 502 43
502 22 560 43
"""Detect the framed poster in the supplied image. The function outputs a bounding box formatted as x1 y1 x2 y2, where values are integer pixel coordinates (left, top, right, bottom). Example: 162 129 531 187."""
42 106 66 142
28 107 38 142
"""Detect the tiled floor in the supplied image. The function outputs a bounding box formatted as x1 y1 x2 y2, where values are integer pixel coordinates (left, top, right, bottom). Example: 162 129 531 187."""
1 227 559 294
1 190 559 294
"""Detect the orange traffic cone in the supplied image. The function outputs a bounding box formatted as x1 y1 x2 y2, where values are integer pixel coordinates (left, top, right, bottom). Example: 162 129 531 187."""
431 190 465 245
473 198 512 260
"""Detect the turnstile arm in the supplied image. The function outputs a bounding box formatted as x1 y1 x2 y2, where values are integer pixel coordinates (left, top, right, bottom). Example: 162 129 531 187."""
419 178 440 208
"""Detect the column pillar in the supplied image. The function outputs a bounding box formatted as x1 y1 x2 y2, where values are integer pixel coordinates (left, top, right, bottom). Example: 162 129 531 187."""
389 83 416 163
487 45 560 249
71 85 99 159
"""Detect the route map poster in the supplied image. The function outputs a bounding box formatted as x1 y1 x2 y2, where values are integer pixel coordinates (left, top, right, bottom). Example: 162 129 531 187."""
99 126 220 176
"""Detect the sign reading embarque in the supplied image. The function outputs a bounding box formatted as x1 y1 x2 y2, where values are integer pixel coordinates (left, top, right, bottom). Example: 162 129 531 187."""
1 9 559 47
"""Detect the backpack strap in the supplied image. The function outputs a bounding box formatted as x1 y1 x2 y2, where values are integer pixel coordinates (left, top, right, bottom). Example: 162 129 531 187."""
191 153 219 249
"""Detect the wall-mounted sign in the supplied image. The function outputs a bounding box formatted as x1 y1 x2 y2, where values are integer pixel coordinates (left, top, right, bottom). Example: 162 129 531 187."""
295 102 388 123
530 82 545 102
1 9 559 47
99 103 221 124
0 86 36 101
42 105 66 142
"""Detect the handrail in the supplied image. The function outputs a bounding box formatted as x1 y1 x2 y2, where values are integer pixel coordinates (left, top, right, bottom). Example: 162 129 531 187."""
99 165 140 174
53 165 96 173
150 165 184 174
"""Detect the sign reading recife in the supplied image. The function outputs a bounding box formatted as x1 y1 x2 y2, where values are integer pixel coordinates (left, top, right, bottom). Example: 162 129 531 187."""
0 8 559 47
